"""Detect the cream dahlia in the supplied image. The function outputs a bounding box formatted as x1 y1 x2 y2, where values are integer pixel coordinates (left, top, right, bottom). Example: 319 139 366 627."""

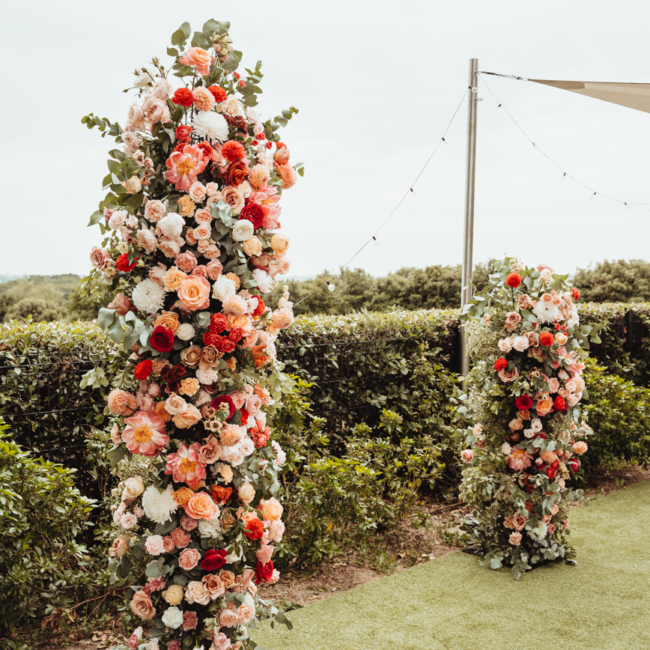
192 112 229 143
132 279 166 314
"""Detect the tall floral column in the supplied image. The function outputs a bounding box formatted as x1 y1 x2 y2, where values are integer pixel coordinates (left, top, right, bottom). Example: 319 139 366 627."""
85 20 300 649
457 259 602 578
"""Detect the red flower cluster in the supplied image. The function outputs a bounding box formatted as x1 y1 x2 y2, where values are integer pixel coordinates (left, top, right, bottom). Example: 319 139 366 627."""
133 359 153 380
116 254 137 273
506 273 522 288
539 332 555 347
172 88 194 107
250 423 271 448
255 560 274 584
494 358 508 371
567 458 580 473
514 395 533 411
221 140 246 162
244 518 264 540
240 202 264 229
200 549 227 572
207 85 227 103
150 326 174 352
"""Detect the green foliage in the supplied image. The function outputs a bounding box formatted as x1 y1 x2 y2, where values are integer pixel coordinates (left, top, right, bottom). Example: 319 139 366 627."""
0 419 96 632
582 358 650 468
573 259 650 303
4 298 64 323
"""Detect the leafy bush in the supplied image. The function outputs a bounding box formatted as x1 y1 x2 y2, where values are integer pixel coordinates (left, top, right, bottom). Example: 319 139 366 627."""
573 259 650 303
0 420 96 632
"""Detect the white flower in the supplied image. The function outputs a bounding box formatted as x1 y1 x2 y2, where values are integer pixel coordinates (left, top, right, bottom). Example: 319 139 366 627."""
528 520 548 541
108 210 127 230
134 66 155 88
231 220 254 242
126 214 139 229
161 606 184 629
220 95 244 118
213 275 237 302
513 336 529 352
272 441 286 467
253 269 274 294
501 442 512 455
531 418 543 433
524 428 535 439
192 111 229 143
142 485 177 525
533 301 559 324
159 213 184 239
177 323 196 341
132 279 166 314
240 436 255 456
196 366 219 385
198 515 223 539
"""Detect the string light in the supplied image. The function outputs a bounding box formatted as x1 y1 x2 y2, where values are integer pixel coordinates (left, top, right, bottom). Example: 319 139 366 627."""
292 89 468 308
480 75 650 209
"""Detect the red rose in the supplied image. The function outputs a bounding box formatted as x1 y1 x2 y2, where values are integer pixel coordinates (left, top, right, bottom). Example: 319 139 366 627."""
224 160 248 187
255 560 274 585
572 288 580 301
173 141 187 154
229 327 243 343
567 458 579 473
150 326 175 353
220 338 236 354
266 141 273 149
116 254 137 273
175 125 193 142
494 358 508 371
554 396 567 411
245 518 265 541
207 85 227 103
539 332 555 347
240 203 264 229
240 409 249 426
506 273 522 288
221 140 246 162
515 395 533 411
545 466 556 480
210 313 228 334
233 72 241 80
196 141 214 160
203 331 223 348
251 296 265 319
211 395 235 420
200 549 227 572
172 88 194 107
133 359 153 380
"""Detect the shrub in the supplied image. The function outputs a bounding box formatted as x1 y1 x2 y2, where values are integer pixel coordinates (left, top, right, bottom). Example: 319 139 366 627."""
0 419 96 632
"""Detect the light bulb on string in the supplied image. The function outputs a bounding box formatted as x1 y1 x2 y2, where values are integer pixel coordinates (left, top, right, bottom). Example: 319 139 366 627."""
590 192 597 200
561 172 566 181
328 283 335 292
471 87 478 94
441 136 450 146
372 236 381 247
410 187 417 198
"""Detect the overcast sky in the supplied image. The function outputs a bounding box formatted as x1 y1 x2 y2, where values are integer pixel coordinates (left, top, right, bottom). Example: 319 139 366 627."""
2 0 649 281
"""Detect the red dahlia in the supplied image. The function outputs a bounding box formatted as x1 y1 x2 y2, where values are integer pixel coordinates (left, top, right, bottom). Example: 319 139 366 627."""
494 358 508 371
251 296 265 319
133 359 153 380
514 395 533 411
240 202 264 229
150 326 175 353
207 85 227 103
244 518 264 541
116 254 137 273
506 273 522 288
539 332 555 347
172 88 194 107
221 140 246 162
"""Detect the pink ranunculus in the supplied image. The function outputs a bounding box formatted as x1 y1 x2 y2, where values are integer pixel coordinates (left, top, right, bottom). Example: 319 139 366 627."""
178 547 201 570
461 449 474 463
206 260 223 280
171 527 191 548
163 145 208 192
509 532 522 546
121 411 169 456
176 251 198 274
507 448 534 471
180 514 198 531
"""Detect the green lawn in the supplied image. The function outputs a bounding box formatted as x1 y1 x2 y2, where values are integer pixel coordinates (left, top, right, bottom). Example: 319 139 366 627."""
253 480 650 650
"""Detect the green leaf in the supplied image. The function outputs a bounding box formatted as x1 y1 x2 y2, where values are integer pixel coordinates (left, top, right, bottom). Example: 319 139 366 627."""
167 47 179 57
191 31 211 49
203 19 230 36
97 308 116 330
179 22 191 38
87 210 104 227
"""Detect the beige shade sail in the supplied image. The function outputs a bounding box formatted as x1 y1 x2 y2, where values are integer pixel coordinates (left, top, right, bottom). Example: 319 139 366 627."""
530 79 650 113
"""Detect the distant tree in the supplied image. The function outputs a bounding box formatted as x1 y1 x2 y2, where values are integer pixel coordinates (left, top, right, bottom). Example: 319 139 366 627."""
5 298 64 322
66 275 113 321
572 260 650 303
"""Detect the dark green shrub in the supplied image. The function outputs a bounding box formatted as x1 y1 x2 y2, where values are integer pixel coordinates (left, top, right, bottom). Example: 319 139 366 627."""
0 420 97 632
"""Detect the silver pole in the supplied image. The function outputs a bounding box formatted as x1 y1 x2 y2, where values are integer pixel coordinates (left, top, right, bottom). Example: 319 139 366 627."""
460 58 479 378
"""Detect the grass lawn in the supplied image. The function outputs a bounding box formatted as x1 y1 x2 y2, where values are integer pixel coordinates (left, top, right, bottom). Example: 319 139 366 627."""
253 480 650 650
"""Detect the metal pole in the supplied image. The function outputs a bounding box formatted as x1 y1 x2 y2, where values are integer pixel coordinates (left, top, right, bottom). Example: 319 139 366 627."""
460 58 479 378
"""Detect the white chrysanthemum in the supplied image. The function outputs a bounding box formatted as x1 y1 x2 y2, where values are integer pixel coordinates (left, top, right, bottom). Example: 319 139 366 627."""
161 606 183 629
532 301 559 324
198 515 223 539
142 485 177 524
192 111 229 143
132 279 166 314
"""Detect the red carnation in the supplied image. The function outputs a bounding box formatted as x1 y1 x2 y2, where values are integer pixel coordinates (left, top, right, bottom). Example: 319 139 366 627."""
229 327 243 343
255 560 274 585
515 395 533 411
207 85 227 103
506 273 522 288
175 125 193 143
133 359 153 380
116 254 137 273
251 296 265 319
240 203 264 229
494 358 508 371
150 326 175 353
210 313 228 334
203 331 223 348
220 338 236 354
554 395 567 411
172 88 194 107
539 332 555 347
221 140 246 162
211 395 235 420
567 458 580 473
572 288 580 301
200 549 227 572
244 518 264 541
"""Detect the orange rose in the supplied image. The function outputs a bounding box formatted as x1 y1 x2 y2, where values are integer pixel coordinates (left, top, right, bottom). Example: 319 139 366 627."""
180 47 212 76
252 345 271 368
185 491 218 520
173 487 194 506
155 401 173 423
178 276 211 312
536 397 554 417
270 234 289 257
154 310 181 334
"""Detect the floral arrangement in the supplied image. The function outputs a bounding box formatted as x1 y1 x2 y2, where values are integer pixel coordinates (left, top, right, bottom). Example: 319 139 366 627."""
457 258 602 578
83 19 301 649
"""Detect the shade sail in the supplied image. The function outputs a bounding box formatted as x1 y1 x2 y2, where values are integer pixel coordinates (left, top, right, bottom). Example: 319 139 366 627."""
530 79 650 114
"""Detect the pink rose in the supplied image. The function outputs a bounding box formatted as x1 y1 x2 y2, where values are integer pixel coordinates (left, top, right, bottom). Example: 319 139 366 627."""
218 607 239 628
461 449 474 463
498 367 518 383
171 527 191 548
175 251 197 274
256 543 274 565
504 312 521 332
108 293 131 316
90 246 110 270
180 515 198 531
179 547 201 570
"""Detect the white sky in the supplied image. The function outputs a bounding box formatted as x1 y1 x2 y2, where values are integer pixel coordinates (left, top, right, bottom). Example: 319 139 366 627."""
2 0 649 279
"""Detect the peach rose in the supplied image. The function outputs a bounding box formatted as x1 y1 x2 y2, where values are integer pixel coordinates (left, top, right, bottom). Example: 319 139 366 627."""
555 332 568 345
270 234 290 257
154 311 181 334
194 223 212 240
275 163 296 189
219 569 235 588
163 584 184 605
145 200 166 222
173 488 194 507
173 404 203 429
504 312 521 332
248 164 270 190
274 147 290 165
242 236 262 257
155 401 173 423
572 441 588 455
238 482 256 504
238 604 255 625
222 186 244 215
108 293 131 316
180 345 202 368
109 535 130 557
180 47 212 75
178 276 211 312
178 547 201 570
461 449 474 463
261 497 283 522
203 573 225 599
536 397 554 417
498 367 519 383
108 389 135 416
185 492 219 520
184 581 211 605
130 590 156 620
171 527 191 549
218 608 239 628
